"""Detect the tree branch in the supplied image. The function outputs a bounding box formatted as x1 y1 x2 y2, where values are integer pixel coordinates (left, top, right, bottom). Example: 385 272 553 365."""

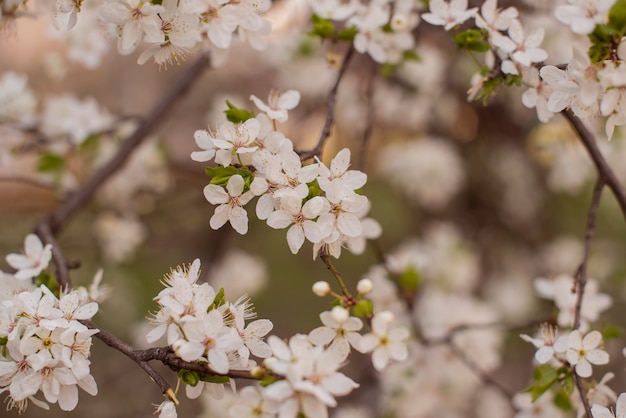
573 176 604 331
47 52 211 235
562 109 626 222
298 46 354 161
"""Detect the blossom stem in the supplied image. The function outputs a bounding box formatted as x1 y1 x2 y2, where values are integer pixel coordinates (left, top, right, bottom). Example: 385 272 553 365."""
319 250 352 299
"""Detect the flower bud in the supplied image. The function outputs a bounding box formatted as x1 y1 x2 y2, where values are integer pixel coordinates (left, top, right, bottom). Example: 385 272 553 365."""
330 306 349 324
250 366 264 379
357 278 373 295
379 310 395 324
312 281 330 297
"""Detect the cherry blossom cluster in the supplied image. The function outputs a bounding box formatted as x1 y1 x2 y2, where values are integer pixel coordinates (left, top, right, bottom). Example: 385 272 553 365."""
146 259 273 395
0 235 101 413
146 257 409 418
191 89 381 258
307 0 422 64
99 0 272 66
0 0 273 68
514 271 617 416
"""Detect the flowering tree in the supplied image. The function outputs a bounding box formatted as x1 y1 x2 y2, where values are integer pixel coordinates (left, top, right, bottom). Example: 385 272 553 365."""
3 0 626 417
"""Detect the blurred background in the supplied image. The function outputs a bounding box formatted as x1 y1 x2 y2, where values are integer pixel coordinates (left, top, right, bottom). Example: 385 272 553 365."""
2 0 626 417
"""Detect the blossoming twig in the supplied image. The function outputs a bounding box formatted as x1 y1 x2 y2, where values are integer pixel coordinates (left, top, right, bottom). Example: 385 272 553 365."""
562 109 626 222
298 46 354 161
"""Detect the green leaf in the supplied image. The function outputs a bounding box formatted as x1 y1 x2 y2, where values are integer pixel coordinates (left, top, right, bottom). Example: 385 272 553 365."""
353 299 373 318
601 324 622 340
201 374 230 384
0 335 7 347
380 63 397 78
178 369 200 387
37 152 65 173
608 0 626 33
78 134 100 152
259 377 279 387
381 22 393 33
35 272 60 298
535 364 558 388
453 29 490 53
337 25 358 42
399 266 420 290
402 50 421 62
330 298 343 307
210 287 227 311
307 179 323 199
224 100 254 123
562 373 575 396
553 390 573 412
310 14 335 39
204 166 254 191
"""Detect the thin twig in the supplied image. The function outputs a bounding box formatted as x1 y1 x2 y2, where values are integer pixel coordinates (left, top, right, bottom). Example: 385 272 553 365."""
298 46 354 161
319 249 354 302
574 373 593 418
0 175 57 193
573 177 605 330
562 109 626 222
48 52 211 234
34 222 73 290
448 342 514 400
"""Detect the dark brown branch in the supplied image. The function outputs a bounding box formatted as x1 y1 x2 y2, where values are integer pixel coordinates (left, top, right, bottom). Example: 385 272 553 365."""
34 222 73 290
562 109 626 222
84 321 260 398
83 320 173 395
298 46 354 161
47 52 211 235
574 373 593 418
573 177 605 330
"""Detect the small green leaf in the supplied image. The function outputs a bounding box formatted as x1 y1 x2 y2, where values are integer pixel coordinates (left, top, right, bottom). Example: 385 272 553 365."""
453 29 490 53
399 266 420 290
535 364 558 388
381 22 393 33
353 299 373 318
330 298 343 307
224 100 254 123
337 25 358 42
553 390 573 412
37 152 65 173
78 134 100 152
201 374 230 384
562 373 575 396
210 287 226 311
307 179 323 199
204 166 254 191
380 63 397 78
402 50 421 62
259 377 279 387
310 14 335 39
0 335 7 347
601 324 622 340
178 369 200 387
35 272 60 298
